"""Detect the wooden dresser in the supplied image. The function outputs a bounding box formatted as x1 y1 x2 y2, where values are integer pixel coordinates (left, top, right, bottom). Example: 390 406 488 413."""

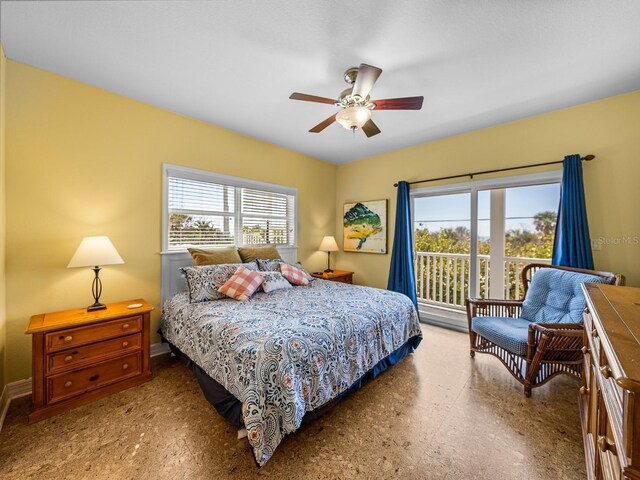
310 269 353 284
26 299 153 423
581 284 640 480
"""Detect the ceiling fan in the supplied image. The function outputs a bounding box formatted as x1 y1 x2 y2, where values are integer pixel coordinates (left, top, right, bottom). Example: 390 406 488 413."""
289 63 423 138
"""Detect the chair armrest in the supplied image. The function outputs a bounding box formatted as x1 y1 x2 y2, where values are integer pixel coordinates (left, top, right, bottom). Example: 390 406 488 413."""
529 322 583 332
527 322 584 356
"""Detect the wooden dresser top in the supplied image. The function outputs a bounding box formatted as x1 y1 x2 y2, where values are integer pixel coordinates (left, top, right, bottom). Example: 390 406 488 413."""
26 299 154 334
583 283 640 392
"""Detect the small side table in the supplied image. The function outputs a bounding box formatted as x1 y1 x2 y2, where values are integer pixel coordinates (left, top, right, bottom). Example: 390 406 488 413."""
311 270 354 284
26 299 153 423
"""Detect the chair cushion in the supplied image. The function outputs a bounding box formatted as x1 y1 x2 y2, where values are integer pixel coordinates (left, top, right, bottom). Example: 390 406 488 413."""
472 316 531 356
521 268 608 324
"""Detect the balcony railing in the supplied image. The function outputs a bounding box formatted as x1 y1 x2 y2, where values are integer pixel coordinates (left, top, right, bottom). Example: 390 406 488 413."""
415 251 551 310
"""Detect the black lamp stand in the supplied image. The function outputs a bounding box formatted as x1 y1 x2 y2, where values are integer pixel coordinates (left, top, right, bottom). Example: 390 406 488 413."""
324 251 334 274
87 266 107 312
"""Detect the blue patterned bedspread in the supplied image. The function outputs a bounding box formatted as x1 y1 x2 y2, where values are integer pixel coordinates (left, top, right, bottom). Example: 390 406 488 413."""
160 279 422 466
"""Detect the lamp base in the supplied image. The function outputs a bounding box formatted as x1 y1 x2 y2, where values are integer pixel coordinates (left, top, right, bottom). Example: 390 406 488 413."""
323 268 334 274
87 303 106 312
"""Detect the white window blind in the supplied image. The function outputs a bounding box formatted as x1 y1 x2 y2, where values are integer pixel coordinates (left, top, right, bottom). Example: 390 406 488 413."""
164 166 296 251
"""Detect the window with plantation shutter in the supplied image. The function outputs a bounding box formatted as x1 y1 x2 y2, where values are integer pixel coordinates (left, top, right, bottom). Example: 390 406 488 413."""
163 165 297 251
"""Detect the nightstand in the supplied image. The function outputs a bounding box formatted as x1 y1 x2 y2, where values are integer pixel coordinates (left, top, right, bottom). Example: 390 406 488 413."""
26 299 153 423
311 269 354 284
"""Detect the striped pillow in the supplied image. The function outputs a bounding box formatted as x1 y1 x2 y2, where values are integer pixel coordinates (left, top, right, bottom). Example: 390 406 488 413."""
218 266 265 301
280 263 310 286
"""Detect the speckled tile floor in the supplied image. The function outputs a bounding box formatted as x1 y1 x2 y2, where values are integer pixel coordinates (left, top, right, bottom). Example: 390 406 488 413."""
0 324 585 480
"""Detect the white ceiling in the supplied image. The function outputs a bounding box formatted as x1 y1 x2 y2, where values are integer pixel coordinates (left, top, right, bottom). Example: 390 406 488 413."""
2 1 640 164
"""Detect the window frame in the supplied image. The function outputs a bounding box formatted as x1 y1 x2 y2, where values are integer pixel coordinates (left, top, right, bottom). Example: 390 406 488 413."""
161 163 298 253
410 169 562 298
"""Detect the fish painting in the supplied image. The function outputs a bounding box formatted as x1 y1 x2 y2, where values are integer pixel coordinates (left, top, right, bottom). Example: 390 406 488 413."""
343 200 387 253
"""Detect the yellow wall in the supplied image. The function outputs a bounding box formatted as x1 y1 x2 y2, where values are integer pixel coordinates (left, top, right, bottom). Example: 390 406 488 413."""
0 43 7 390
336 90 640 289
5 60 336 383
4 57 639 384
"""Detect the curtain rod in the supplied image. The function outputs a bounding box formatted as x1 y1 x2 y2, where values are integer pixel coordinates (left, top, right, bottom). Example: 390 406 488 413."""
393 154 595 188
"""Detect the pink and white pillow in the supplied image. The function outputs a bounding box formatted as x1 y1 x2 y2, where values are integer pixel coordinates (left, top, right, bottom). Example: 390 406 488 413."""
279 263 310 286
218 266 265 301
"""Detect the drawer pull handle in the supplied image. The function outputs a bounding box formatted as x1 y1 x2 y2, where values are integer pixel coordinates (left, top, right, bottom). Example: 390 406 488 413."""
64 355 73 363
597 436 617 456
600 366 611 379
122 363 129 370
64 335 73 343
122 324 130 330
64 381 73 388
591 328 598 338
579 386 588 395
581 346 589 355
122 341 129 348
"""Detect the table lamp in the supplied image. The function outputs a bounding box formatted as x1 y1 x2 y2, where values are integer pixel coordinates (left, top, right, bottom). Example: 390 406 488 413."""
67 236 124 311
319 236 339 273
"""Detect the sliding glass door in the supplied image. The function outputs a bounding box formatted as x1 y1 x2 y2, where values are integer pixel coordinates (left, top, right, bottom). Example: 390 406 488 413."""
414 192 472 309
412 172 561 326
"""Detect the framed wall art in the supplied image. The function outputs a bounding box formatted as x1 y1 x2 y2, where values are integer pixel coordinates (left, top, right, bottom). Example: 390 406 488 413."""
343 199 387 254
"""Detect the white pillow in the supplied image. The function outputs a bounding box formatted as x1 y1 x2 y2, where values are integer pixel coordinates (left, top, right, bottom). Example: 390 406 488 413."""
257 271 292 293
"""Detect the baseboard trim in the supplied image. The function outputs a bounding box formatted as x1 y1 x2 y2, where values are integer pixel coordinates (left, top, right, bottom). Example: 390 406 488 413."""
0 377 31 432
0 384 9 433
0 342 171 432
151 342 171 357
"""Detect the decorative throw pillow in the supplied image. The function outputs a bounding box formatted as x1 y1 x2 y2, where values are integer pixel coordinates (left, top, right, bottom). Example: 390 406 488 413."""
218 266 265 301
256 258 284 271
292 262 315 282
257 259 315 281
238 245 282 263
182 261 258 303
257 271 292 293
188 247 242 266
280 263 310 286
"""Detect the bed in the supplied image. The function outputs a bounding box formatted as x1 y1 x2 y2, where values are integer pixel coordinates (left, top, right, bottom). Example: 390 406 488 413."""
159 256 422 466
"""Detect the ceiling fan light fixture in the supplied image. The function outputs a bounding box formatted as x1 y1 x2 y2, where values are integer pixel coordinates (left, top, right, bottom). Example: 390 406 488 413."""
335 106 371 130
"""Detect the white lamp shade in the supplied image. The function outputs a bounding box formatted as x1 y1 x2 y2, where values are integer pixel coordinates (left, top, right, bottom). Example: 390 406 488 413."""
319 236 339 252
67 236 125 268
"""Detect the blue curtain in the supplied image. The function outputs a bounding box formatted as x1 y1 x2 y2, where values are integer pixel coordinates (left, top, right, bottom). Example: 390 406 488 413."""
387 181 418 308
552 154 594 269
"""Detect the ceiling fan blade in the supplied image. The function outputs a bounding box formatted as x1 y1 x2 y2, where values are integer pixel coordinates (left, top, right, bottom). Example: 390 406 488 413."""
309 114 337 133
362 119 381 138
373 96 424 110
352 64 383 99
290 92 337 105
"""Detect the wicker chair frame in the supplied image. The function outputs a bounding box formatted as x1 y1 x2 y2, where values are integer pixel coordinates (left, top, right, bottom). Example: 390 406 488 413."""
466 263 619 397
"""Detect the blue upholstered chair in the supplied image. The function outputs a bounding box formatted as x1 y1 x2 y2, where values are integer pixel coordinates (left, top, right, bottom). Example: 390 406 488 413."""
466 264 619 396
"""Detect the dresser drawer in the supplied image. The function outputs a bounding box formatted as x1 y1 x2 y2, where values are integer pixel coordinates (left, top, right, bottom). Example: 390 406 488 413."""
47 352 142 404
47 333 142 374
585 322 601 367
596 415 623 480
46 316 142 352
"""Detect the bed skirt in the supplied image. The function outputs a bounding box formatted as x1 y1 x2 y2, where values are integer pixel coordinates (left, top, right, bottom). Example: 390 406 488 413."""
161 334 422 428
